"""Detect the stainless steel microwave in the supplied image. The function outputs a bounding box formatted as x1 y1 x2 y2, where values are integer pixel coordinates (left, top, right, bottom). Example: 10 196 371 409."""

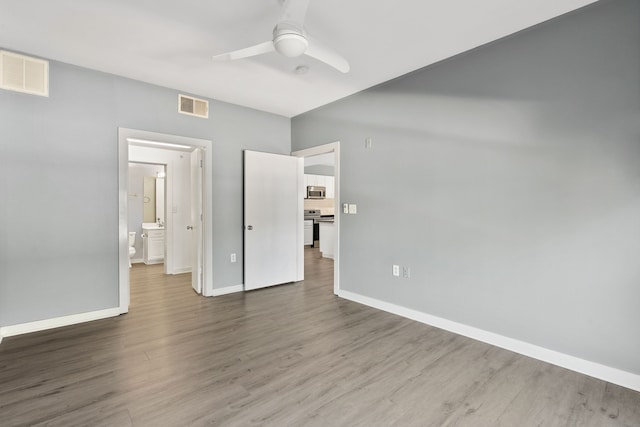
306 186 326 199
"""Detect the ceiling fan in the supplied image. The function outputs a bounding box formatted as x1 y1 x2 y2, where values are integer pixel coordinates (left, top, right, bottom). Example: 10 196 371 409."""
212 0 350 73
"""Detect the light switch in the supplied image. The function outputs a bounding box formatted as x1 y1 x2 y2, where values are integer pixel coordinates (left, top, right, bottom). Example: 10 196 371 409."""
343 203 349 214
348 204 357 214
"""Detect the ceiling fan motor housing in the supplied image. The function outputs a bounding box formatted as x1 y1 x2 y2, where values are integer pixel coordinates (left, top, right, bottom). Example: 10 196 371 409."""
273 24 308 57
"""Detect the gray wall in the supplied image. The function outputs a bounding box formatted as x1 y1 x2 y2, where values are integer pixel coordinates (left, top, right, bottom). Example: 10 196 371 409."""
0 57 289 326
292 0 640 374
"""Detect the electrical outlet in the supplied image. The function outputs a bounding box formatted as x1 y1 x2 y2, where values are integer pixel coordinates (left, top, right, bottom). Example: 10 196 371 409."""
392 265 400 277
365 137 372 149
230 253 236 263
348 204 357 214
343 203 349 214
403 267 410 278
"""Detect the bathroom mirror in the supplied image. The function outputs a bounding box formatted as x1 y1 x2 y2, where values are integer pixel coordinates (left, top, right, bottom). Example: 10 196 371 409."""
143 176 165 224
143 177 157 223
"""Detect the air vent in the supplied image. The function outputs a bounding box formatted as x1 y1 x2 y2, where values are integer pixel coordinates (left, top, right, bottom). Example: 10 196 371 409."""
0 50 49 97
178 94 209 118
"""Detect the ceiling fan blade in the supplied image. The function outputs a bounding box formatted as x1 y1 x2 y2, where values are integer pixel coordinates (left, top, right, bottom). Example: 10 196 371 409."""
212 41 275 61
280 0 311 25
305 37 350 73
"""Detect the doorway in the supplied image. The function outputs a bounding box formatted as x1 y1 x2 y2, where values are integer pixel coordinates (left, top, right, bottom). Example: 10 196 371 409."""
292 142 341 295
117 128 213 314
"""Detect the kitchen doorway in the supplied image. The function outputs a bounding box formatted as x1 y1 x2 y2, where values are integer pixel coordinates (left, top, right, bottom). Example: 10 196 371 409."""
292 142 340 295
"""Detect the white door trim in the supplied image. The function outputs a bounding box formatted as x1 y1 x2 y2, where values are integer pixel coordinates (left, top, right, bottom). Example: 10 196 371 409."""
118 128 214 314
291 141 340 295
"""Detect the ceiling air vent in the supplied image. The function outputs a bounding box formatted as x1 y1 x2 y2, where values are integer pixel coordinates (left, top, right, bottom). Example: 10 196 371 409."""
0 50 49 97
178 94 209 118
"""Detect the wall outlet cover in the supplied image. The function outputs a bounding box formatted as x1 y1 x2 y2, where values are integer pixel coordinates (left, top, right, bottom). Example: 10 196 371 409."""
348 204 357 214
392 265 400 277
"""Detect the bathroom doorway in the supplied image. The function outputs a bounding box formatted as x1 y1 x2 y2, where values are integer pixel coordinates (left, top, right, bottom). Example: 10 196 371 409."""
118 128 213 314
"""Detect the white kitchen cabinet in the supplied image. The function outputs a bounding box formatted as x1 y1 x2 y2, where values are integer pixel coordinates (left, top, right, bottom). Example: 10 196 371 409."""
310 174 324 187
305 174 314 187
304 174 335 199
304 219 313 246
325 176 335 199
319 221 334 259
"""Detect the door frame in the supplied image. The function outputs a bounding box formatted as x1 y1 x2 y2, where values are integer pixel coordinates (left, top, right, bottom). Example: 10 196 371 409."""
118 128 214 314
190 147 205 294
292 141 340 295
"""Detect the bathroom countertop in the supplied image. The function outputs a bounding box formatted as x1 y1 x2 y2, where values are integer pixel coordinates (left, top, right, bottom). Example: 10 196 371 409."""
142 223 165 230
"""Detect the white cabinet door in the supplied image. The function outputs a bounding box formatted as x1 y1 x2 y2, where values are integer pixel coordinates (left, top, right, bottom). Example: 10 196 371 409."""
304 220 313 246
325 176 335 199
307 174 326 187
143 229 165 264
149 235 164 260
319 222 334 259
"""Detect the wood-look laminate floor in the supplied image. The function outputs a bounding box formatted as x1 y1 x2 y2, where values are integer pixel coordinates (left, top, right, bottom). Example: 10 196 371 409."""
1 248 639 426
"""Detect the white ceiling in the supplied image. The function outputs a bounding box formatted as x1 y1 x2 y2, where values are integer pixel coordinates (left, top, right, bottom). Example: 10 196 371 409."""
0 0 597 117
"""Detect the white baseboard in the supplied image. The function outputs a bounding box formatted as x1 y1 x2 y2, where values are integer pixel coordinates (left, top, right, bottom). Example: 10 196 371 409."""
172 266 192 274
338 290 640 393
212 284 244 296
0 307 121 340
131 258 144 264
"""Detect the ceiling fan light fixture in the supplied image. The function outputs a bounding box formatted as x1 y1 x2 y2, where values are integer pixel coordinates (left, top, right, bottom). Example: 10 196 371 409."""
212 0 350 73
274 33 308 57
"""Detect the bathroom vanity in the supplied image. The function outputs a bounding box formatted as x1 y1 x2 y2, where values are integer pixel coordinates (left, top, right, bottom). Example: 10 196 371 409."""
142 223 165 264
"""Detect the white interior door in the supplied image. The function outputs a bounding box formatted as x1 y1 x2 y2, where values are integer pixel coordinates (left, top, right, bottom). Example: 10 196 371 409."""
190 148 204 294
244 150 302 291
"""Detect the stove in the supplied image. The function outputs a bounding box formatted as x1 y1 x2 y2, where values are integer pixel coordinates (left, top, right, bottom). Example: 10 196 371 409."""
304 209 322 221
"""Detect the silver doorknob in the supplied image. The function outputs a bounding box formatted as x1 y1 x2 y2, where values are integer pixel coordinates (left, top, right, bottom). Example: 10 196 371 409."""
247 225 253 230
187 226 193 230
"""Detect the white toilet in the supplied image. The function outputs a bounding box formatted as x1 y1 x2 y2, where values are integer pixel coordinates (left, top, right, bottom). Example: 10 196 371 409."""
128 232 136 267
